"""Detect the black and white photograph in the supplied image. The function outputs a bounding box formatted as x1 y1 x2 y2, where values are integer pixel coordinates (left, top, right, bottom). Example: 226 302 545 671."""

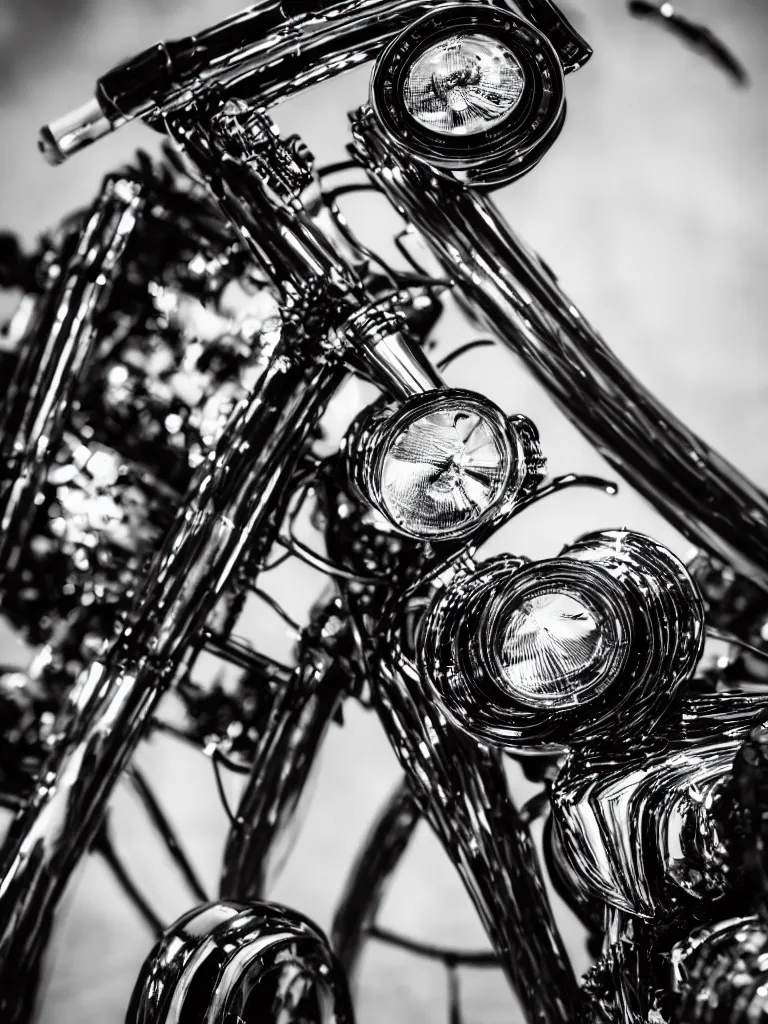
0 2 766 1022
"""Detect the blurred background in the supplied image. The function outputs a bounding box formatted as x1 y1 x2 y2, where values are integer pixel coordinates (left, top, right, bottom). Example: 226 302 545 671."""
0 1 766 1021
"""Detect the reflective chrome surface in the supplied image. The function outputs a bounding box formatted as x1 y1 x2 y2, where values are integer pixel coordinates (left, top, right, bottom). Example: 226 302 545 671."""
127 900 354 1024
0 174 143 580
346 388 543 540
0 279 345 1019
369 4 567 185
0 2 765 1023
667 719 768 1019
420 529 705 748
403 32 525 136
351 108 768 587
372 606 578 1023
41 1 501 163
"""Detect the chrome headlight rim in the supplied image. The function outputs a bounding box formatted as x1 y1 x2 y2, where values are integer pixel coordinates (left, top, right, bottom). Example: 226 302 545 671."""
419 530 706 750
420 553 635 748
370 3 566 182
566 530 706 690
346 388 540 542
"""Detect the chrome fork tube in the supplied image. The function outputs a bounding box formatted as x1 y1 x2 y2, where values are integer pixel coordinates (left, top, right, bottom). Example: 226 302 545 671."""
351 110 768 589
0 328 344 1023
163 110 365 306
219 630 344 901
164 103 447 402
0 174 143 579
372 636 578 1024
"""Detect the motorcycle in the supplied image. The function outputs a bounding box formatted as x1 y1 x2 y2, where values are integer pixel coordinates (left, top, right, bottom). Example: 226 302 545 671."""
0 2 765 1021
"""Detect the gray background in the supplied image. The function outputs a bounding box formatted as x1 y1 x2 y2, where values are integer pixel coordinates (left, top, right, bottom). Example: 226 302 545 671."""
0 1 766 1021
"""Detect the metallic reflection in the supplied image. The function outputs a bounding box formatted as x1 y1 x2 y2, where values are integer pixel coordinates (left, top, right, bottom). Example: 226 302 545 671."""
127 900 355 1024
351 111 768 589
0 2 763 1022
371 598 578 1024
420 529 704 749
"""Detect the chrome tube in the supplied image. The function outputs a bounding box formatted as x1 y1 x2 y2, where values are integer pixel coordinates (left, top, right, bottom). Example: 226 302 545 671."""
40 1 489 164
0 329 344 1022
516 0 592 71
220 617 345 900
163 108 365 305
351 109 768 589
0 174 143 578
167 103 448 401
372 616 578 1024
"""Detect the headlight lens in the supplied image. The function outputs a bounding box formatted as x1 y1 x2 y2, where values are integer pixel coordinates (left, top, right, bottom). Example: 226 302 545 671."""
494 590 608 707
368 4 566 187
403 33 525 137
380 399 511 538
472 559 630 716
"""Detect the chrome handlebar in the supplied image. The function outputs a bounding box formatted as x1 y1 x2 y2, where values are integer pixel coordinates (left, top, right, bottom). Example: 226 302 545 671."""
39 0 591 165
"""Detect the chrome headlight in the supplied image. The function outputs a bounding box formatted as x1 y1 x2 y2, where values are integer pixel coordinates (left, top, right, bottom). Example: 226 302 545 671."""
402 32 526 138
370 4 566 187
346 388 543 541
419 529 705 748
478 559 631 711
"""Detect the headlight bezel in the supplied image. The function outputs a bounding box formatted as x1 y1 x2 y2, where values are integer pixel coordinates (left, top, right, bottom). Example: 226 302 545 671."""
419 530 706 749
346 387 543 542
370 3 566 187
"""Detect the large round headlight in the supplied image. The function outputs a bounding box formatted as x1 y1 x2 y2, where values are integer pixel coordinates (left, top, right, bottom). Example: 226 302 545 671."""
346 389 543 541
419 529 705 748
370 4 566 187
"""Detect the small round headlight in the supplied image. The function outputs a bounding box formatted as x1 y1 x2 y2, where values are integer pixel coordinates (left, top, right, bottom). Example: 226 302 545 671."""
346 389 543 542
419 530 705 748
370 4 566 187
